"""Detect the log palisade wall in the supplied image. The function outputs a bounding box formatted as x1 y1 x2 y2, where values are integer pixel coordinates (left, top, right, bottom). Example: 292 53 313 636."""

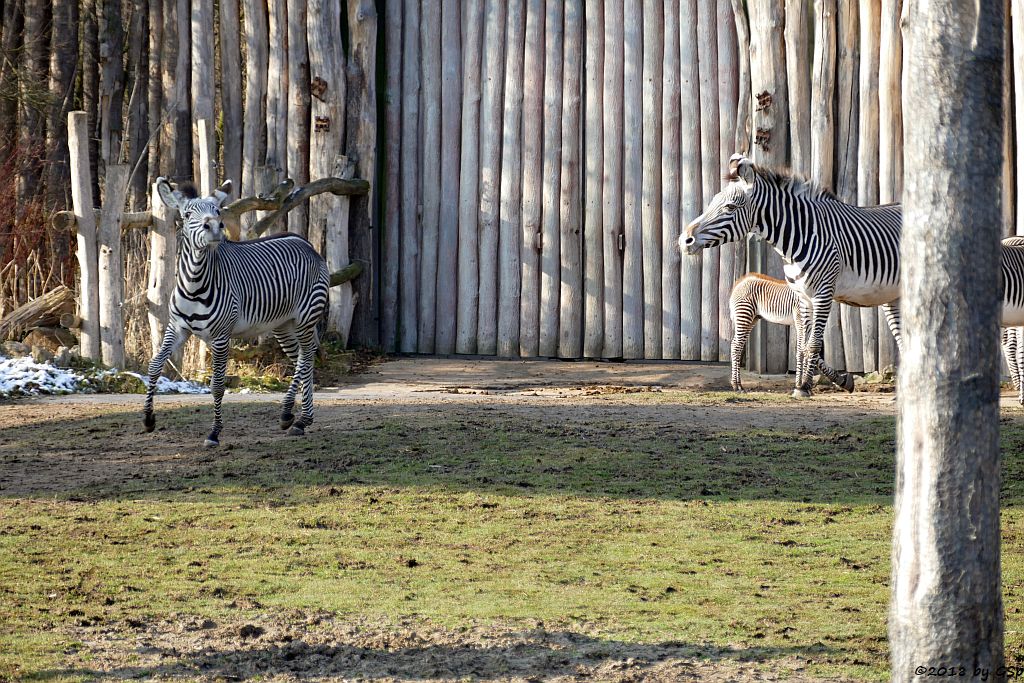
8 0 1024 372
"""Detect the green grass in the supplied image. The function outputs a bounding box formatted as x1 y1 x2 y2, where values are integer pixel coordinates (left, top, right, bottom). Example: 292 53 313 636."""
0 392 1022 681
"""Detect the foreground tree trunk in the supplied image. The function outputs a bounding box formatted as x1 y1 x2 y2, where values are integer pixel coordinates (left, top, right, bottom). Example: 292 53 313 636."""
891 0 1004 673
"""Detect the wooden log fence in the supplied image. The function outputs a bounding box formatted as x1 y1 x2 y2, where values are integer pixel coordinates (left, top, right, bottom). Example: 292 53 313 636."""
24 0 1024 376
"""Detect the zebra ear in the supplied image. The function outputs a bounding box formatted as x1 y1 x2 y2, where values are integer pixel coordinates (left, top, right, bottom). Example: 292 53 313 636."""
728 154 754 183
156 177 186 211
212 180 232 206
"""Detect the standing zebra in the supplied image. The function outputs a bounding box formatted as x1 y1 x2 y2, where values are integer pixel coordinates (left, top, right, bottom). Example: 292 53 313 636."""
729 273 854 393
682 154 903 397
143 178 330 447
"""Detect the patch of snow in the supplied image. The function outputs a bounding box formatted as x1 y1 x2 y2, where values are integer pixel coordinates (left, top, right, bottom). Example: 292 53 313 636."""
0 355 209 397
120 371 209 394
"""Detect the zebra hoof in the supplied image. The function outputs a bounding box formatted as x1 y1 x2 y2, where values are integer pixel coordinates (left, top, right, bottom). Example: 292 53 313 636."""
143 413 155 432
288 425 306 437
204 437 219 448
842 373 856 393
280 412 295 430
791 388 812 399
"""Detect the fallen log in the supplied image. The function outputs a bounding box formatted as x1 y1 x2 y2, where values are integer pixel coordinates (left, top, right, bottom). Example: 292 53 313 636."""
0 285 75 341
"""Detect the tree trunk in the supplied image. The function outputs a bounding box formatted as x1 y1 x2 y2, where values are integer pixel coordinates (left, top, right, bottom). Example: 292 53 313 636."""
82 0 100 198
456 0 482 354
661 0 680 360
732 0 751 156
836 0 861 373
286 0 309 237
191 0 215 185
621 0 642 359
785 0 810 173
345 0 378 347
172 0 191 178
680 0 702 360
98 0 125 169
45 0 78 213
97 164 129 368
241 0 267 231
878 0 903 369
380 0 402 352
519 0 544 357
858 0 881 370
640 0 662 359
697 0 719 362
601 0 624 358
717 0 739 361
69 112 100 361
124 0 149 209
558 0 582 359
498 0 525 358
891 0 1004 672
0 0 22 152
15 0 44 211
148 178 175 356
1015 0 1024 234
417 0 441 353
146 0 162 188
265 0 287 176
398 0 419 353
584 0 604 358
219 0 242 193
538 0 563 357
436 0 462 354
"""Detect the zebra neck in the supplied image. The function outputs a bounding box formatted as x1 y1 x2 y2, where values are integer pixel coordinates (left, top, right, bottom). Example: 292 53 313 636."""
176 247 220 299
753 188 815 264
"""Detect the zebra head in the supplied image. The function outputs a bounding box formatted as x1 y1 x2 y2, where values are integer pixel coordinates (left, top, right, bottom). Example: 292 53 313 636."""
156 177 233 251
680 154 757 255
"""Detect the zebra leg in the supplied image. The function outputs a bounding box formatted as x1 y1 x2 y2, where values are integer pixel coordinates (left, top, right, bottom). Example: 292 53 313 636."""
143 325 189 432
798 290 838 397
881 301 904 356
1013 328 1024 406
204 337 230 448
794 304 807 393
287 329 318 437
730 304 755 392
274 327 302 430
1002 328 1020 392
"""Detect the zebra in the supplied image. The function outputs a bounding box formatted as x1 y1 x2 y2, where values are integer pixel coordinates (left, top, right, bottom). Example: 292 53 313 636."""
143 178 331 447
999 237 1024 405
681 154 903 397
728 273 854 394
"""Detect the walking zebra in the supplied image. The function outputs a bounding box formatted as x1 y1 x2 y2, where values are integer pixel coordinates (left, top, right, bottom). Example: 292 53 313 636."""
143 178 331 447
682 154 903 397
729 273 854 393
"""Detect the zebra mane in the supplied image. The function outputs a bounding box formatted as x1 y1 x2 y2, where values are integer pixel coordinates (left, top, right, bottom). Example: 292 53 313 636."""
177 182 199 200
749 166 838 201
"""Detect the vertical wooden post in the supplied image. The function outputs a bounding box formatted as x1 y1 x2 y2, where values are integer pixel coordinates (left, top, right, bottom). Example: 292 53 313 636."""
381 0 403 353
195 121 216 371
558 0 583 358
878 0 902 369
477 0 507 356
680 0 703 360
785 0 811 173
539 0 564 357
146 0 163 189
286 0 310 237
836 0 861 373
697 0 720 362
69 112 101 361
266 0 288 176
456 0 483 354
621 0 643 359
417 0 442 353
173 0 192 178
519 0 545 357
241 0 267 233
1015 0 1024 235
148 178 175 356
219 0 243 192
436 0 462 354
191 0 215 186
602 0 625 359
858 0 882 371
308 0 349 334
641 0 663 359
346 0 378 347
498 0 525 358
399 0 420 353
583 0 605 359
97 164 129 368
661 0 681 360
717 0 740 361
1002 0 1014 238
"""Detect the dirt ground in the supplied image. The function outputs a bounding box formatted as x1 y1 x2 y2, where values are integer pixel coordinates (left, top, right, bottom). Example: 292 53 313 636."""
4 358 1005 682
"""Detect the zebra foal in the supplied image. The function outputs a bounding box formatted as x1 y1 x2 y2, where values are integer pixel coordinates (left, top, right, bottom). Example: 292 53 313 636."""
729 273 854 393
143 178 330 447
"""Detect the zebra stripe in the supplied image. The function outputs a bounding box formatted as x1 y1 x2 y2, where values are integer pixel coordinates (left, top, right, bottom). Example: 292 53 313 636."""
729 273 854 393
143 178 330 447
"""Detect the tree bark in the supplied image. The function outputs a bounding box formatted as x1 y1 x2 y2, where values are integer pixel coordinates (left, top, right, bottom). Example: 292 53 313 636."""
146 0 162 189
891 0 1004 672
538 0 563 357
172 0 191 178
498 0 525 358
601 0 624 358
640 0 662 359
124 0 149 209
98 0 125 168
558 0 582 359
680 0 703 360
417 0 441 353
456 0 482 354
380 0 402 352
286 0 309 237
583 0 604 359
435 0 462 354
45 0 78 213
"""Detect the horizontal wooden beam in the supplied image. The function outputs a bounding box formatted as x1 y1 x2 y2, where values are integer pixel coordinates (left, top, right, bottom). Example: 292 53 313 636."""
329 261 364 287
240 176 371 237
52 209 153 232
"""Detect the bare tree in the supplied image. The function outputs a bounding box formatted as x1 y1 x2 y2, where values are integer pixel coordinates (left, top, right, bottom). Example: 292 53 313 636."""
891 0 1005 673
